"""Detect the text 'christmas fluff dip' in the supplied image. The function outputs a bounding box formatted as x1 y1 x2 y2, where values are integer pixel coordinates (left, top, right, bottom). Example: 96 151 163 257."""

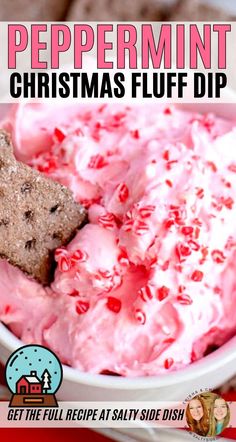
0 102 236 376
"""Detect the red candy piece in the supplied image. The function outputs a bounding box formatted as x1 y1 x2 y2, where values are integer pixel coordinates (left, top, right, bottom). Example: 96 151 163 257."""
75 300 90 314
164 218 175 229
139 285 154 302
175 264 183 273
88 154 107 169
4 305 11 314
162 150 169 161
164 357 174 369
71 249 88 264
211 250 226 264
55 247 67 260
192 217 202 226
68 289 80 297
228 163 236 173
139 205 155 218
188 240 200 251
166 160 178 170
54 127 66 143
58 255 71 272
181 226 194 236
166 179 173 188
164 107 172 115
178 285 185 293
214 286 222 295
117 250 130 267
107 297 122 314
157 286 170 301
206 161 217 172
130 129 140 139
37 157 57 174
169 205 186 224
135 220 149 236
196 188 204 199
199 246 209 264
117 183 129 203
162 260 170 271
113 112 126 122
176 243 192 261
191 350 197 362
195 227 200 239
163 338 175 345
100 370 121 376
98 213 116 230
191 270 204 282
123 219 133 232
221 196 234 210
177 294 193 305
135 309 146 325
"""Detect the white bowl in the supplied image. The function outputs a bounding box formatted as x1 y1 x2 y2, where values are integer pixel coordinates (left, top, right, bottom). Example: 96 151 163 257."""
0 322 236 402
1 100 236 402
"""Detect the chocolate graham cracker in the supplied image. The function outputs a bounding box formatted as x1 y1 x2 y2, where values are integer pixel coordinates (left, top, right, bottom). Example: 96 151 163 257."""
0 130 87 285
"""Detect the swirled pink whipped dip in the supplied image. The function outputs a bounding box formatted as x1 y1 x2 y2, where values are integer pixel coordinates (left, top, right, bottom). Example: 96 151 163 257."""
0 102 236 376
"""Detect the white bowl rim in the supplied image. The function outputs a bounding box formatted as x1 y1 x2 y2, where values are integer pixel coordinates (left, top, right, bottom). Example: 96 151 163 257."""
1 95 236 390
0 322 236 390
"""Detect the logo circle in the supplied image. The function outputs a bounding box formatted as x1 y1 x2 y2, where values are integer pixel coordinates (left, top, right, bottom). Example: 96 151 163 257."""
5 344 63 394
185 392 231 438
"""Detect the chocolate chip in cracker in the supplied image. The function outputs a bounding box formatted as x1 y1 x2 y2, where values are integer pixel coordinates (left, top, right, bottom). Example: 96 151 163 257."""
24 210 34 221
52 231 63 241
0 130 87 285
0 218 9 226
25 238 36 250
21 182 33 193
50 204 60 213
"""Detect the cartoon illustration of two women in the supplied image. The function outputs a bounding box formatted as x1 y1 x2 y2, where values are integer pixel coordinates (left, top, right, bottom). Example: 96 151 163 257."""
186 393 230 437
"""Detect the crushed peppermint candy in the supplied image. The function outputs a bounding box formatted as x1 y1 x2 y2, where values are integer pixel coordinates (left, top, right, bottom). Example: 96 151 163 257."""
139 285 154 302
117 183 129 203
211 250 226 264
75 300 90 315
135 309 146 325
98 213 117 230
164 358 174 369
106 297 122 314
177 294 193 305
191 270 204 282
2 102 236 377
157 286 170 301
53 127 66 143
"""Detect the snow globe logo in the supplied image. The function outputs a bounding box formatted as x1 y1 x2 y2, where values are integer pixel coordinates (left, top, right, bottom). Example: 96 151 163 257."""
5 345 63 408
